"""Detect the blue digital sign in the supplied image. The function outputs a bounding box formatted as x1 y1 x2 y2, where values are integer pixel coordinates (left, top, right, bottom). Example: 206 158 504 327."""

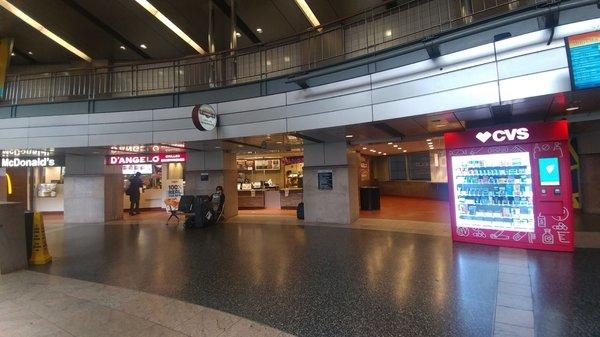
566 31 600 90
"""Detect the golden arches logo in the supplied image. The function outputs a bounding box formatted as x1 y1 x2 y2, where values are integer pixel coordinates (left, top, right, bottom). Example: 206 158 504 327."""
4 172 12 195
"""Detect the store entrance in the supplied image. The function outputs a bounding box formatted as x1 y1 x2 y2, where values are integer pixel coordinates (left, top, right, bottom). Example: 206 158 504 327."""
236 151 304 217
354 137 451 229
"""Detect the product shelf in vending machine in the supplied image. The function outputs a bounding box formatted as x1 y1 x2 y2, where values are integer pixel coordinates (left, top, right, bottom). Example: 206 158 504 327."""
444 121 574 251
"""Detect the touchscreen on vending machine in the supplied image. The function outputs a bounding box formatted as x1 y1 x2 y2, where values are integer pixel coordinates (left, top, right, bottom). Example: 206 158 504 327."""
538 157 560 186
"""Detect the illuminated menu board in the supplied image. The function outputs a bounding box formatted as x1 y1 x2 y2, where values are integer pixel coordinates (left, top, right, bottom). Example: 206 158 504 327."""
566 31 600 90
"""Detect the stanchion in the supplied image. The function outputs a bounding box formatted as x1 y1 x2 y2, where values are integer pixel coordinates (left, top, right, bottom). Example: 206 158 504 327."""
29 212 52 265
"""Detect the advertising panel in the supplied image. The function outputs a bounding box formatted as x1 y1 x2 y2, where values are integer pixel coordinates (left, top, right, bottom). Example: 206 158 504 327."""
444 121 573 251
565 31 600 90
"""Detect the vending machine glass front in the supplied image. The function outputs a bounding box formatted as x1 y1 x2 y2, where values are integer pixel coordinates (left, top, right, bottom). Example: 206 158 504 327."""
451 152 535 233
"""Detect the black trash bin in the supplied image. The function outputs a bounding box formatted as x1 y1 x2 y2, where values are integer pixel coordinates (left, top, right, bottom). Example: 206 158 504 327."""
360 186 380 210
24 211 34 259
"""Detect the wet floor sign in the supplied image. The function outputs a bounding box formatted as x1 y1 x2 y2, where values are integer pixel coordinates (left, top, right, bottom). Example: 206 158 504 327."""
29 212 52 265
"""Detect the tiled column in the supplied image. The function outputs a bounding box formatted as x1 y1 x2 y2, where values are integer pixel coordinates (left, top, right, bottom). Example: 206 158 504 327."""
185 150 238 220
303 142 360 224
63 155 123 224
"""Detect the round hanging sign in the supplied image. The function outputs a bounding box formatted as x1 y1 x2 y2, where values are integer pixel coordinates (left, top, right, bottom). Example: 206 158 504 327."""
192 104 217 131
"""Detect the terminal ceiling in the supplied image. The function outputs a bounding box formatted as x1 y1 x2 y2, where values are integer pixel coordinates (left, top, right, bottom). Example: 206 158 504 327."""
2 0 383 65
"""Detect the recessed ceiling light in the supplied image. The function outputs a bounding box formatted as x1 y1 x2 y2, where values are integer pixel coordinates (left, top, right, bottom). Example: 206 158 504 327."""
256 27 263 33
426 139 432 142
284 56 290 62
403 150 407 153
566 106 580 111
235 32 241 38
134 0 205 54
266 60 271 66
370 149 376 152
385 29 392 37
387 142 393 145
119 45 126 50
237 144 243 148
215 146 221 149
436 123 448 128
276 141 283 144
10 52 15 56
383 153 387 155
393 145 398 148
345 134 354 138
27 51 33 55
140 44 147 49
362 147 367 150
0 0 92 61
377 151 382 154
247 151 253 154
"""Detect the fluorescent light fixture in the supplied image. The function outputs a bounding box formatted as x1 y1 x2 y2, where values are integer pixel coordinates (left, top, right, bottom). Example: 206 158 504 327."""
345 134 354 138
256 28 263 33
284 56 290 62
266 60 271 66
566 106 580 111
294 0 321 27
0 0 92 62
134 0 205 54
385 29 392 37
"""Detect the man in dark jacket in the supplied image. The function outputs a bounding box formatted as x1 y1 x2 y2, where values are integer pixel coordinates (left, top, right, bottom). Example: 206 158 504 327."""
127 172 143 215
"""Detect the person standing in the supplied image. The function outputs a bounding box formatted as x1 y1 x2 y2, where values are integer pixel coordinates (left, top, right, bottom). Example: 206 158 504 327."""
127 172 143 216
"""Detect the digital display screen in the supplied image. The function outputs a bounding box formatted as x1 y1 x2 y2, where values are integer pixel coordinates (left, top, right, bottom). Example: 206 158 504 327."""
566 31 600 90
451 152 534 232
538 157 560 186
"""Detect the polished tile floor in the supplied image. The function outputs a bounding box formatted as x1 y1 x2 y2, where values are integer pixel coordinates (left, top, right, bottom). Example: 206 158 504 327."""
23 215 600 337
0 270 292 337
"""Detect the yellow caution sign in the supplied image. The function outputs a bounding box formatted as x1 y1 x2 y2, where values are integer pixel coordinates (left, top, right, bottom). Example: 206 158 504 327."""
29 212 52 265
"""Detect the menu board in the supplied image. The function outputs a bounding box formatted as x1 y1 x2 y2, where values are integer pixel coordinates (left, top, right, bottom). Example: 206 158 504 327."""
408 152 431 181
566 31 600 90
451 152 534 232
255 159 281 170
237 160 254 171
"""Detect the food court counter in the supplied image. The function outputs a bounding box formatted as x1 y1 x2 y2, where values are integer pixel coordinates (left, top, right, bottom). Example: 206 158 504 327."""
238 188 303 209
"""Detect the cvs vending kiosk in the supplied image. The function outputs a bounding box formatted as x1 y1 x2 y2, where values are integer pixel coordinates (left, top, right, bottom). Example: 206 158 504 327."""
444 121 574 252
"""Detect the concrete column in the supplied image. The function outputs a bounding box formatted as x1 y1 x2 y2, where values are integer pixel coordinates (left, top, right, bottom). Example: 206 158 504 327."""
577 131 600 214
303 142 360 224
185 150 238 220
63 155 123 223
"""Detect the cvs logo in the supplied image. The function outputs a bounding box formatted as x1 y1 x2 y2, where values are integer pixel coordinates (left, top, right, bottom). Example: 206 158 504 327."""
476 128 529 143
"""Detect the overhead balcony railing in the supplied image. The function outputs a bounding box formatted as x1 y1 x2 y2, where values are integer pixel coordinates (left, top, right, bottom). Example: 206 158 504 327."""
1 0 558 106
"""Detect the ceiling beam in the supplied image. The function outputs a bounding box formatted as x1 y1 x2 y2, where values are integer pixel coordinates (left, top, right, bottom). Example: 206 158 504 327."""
212 0 261 44
12 47 36 63
60 0 151 59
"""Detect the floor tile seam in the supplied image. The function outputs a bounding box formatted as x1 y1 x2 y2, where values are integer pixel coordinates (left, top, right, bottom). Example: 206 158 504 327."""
212 316 248 337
